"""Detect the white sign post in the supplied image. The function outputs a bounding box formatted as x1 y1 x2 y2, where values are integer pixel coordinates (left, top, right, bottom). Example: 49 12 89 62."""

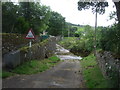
29 40 32 47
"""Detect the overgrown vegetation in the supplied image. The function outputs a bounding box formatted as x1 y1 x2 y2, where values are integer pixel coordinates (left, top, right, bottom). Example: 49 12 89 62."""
59 23 120 88
59 25 94 57
99 23 120 56
59 24 120 57
59 37 77 50
2 55 60 78
80 54 112 88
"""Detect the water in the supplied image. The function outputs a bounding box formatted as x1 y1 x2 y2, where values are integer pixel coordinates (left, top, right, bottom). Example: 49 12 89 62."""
56 44 82 60
56 44 69 54
57 55 82 60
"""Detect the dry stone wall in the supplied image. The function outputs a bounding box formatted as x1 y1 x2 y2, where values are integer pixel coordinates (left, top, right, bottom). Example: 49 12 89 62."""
96 51 120 87
3 37 56 69
2 33 40 55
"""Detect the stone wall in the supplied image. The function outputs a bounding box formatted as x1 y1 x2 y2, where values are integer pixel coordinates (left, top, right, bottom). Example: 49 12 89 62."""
96 51 120 87
2 33 40 55
3 37 56 69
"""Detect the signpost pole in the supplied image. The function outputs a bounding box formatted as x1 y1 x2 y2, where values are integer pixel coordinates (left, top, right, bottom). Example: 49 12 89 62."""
29 39 32 60
29 39 32 48
94 6 97 56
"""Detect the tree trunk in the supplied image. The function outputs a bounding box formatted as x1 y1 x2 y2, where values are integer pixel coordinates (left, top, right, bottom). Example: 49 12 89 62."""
114 2 120 23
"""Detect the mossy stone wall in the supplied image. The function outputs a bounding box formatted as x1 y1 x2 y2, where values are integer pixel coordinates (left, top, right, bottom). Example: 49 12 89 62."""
96 51 120 87
3 37 56 68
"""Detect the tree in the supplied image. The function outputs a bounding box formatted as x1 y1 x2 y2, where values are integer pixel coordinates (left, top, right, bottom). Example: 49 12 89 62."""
69 27 78 37
15 17 30 34
78 1 120 23
18 2 51 34
78 1 108 14
109 11 117 21
113 1 120 23
47 11 66 36
18 2 31 22
99 24 120 54
2 2 19 33
2 2 51 34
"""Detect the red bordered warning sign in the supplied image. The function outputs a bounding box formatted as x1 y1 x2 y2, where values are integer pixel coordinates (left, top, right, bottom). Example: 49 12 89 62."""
25 28 35 39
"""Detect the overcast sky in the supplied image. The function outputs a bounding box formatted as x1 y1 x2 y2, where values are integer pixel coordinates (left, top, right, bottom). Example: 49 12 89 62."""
40 0 116 26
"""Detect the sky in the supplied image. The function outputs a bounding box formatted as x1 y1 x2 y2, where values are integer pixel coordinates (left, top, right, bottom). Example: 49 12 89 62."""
40 0 116 26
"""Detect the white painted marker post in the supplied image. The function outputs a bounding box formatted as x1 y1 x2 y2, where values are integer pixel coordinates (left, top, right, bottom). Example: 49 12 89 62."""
29 40 32 60
29 40 32 48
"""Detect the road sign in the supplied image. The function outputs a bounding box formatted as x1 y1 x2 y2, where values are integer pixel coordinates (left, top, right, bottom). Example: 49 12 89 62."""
26 29 35 39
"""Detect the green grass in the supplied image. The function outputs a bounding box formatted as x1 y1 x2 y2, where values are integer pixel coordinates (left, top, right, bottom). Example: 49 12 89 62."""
2 55 60 78
81 54 112 88
1 71 15 78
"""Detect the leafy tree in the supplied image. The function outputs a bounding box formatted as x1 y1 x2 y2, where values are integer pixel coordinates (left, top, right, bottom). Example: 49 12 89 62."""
74 25 94 52
81 25 94 51
18 2 31 22
47 11 66 36
18 2 51 34
2 2 19 33
78 1 120 23
78 1 108 14
2 2 51 34
109 11 117 21
63 22 77 37
69 27 78 37
75 26 84 37
99 24 120 54
14 17 30 34
38 5 51 33
62 22 70 37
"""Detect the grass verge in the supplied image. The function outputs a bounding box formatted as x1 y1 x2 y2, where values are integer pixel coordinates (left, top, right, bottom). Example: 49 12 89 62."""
1 71 15 78
80 54 112 88
2 55 60 78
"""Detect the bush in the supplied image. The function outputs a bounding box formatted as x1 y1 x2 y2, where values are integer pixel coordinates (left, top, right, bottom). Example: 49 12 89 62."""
100 23 120 55
59 37 77 50
59 37 92 56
